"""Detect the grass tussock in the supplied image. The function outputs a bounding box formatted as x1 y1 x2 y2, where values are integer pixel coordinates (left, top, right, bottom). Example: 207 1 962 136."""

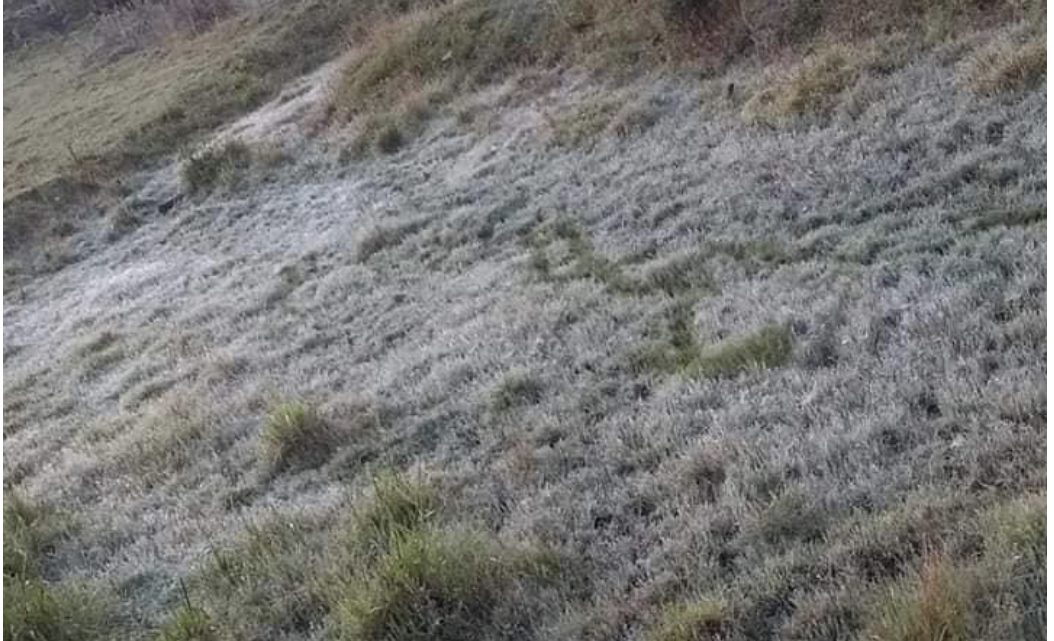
690 324 793 379
333 527 559 641
965 36 1046 94
181 139 288 195
355 217 431 262
864 553 970 641
647 598 728 641
743 44 860 124
550 99 620 147
260 401 335 471
156 604 219 641
491 370 546 412
348 471 439 558
3 494 113 641
197 517 330 638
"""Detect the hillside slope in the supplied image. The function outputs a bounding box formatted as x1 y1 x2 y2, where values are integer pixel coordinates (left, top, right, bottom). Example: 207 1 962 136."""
3 5 1046 641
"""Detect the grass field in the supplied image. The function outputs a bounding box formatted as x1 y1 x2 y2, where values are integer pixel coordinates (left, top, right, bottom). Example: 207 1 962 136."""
2 1 1046 640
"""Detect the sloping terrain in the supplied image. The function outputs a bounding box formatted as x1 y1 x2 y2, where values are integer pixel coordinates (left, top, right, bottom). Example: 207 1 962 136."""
3 4 1046 641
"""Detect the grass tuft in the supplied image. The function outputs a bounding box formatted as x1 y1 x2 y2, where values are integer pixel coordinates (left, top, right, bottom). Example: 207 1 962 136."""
181 140 252 195
355 218 430 262
743 45 860 124
156 605 219 641
647 597 727 641
965 36 1046 94
865 553 970 641
491 371 545 412
349 471 440 559
333 527 558 641
260 401 333 471
689 324 793 379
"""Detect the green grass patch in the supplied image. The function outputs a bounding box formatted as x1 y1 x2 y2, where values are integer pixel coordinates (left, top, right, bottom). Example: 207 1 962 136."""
688 324 793 379
332 527 559 641
3 494 113 641
197 517 330 638
260 401 334 471
348 471 440 560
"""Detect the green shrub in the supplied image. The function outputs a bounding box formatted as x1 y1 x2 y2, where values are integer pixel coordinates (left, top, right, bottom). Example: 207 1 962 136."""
260 401 333 471
689 324 793 379
647 597 727 641
333 527 558 641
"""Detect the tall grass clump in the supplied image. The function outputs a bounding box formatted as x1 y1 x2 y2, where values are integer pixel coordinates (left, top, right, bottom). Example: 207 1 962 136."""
259 401 334 471
689 324 793 379
3 494 113 641
865 554 970 641
647 597 728 641
333 527 559 641
964 36 1046 94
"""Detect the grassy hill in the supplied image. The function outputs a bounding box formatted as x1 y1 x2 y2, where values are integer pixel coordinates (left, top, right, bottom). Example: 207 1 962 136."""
3 1 1046 640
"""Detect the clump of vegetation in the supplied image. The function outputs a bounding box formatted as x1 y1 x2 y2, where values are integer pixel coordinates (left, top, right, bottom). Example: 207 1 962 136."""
756 488 827 544
259 401 334 471
689 324 793 379
528 220 639 294
348 471 439 559
743 45 860 124
864 554 970 641
491 371 545 412
642 251 714 296
965 36 1046 94
156 603 219 641
333 527 559 641
181 140 252 195
355 217 430 262
3 494 113 641
647 597 727 641
550 99 620 147
196 516 330 638
968 206 1046 232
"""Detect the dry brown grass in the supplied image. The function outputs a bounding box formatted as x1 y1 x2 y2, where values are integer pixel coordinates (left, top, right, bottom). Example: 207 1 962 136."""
964 35 1046 94
742 44 861 124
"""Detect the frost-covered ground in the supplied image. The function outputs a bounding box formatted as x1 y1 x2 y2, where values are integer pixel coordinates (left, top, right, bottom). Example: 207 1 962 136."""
3 25 1045 639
